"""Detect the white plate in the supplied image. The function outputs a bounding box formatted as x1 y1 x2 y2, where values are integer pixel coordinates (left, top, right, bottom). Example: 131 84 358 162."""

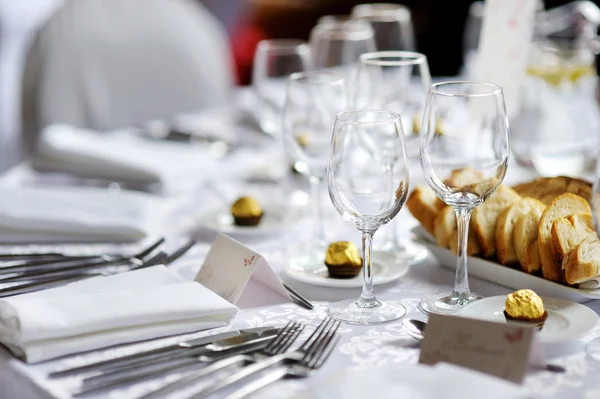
458 296 598 343
196 203 300 237
284 253 410 288
413 227 600 303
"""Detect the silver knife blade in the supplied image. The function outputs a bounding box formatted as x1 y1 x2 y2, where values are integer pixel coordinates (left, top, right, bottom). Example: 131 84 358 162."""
49 326 277 379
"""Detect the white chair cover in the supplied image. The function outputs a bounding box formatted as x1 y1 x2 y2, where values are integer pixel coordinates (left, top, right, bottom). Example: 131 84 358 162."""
21 0 234 154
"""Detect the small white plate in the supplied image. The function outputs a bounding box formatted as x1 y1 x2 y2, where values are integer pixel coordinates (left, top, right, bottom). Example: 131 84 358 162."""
284 254 410 288
196 202 300 237
457 296 599 343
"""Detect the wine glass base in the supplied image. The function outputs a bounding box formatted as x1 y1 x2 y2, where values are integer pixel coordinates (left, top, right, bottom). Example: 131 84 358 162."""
585 338 600 362
418 293 481 315
328 298 407 325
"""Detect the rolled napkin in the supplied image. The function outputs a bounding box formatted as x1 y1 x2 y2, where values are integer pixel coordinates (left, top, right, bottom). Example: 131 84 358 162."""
0 265 238 363
32 124 217 191
0 186 162 243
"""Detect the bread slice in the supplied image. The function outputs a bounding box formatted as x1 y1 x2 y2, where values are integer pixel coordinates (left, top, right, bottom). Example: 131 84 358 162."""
564 236 600 285
512 176 592 205
550 213 595 269
513 209 545 273
444 168 484 187
525 240 541 275
471 185 522 258
538 193 591 282
449 227 482 256
495 198 546 265
434 206 456 248
406 186 445 235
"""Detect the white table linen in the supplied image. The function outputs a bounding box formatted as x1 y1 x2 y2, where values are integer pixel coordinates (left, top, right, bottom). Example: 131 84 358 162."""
0 266 237 363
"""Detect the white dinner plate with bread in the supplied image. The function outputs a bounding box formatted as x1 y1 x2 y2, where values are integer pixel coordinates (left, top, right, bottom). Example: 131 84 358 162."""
407 171 600 303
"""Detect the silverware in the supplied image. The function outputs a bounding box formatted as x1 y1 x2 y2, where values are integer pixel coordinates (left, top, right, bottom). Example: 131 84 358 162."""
50 326 276 378
401 318 567 374
188 318 340 399
136 321 305 399
73 328 286 397
225 335 339 399
283 283 314 311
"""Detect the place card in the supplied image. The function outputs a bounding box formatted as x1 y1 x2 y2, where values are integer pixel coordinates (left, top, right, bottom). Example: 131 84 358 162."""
475 0 538 117
195 233 291 308
418 314 544 384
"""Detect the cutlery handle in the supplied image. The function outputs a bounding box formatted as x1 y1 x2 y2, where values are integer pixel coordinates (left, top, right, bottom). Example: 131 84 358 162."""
224 366 288 399
192 353 287 398
0 275 91 298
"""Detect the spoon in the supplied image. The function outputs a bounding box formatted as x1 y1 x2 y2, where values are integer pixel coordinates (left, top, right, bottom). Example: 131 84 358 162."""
401 319 566 374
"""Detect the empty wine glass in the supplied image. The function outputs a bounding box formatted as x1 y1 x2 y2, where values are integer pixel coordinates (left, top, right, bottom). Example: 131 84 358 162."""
327 110 409 325
309 19 376 82
283 71 347 272
351 3 415 51
419 81 510 315
252 39 312 137
353 51 431 265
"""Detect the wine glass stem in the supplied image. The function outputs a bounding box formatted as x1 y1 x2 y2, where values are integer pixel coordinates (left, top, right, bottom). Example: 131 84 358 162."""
452 207 473 299
309 175 325 247
358 230 378 307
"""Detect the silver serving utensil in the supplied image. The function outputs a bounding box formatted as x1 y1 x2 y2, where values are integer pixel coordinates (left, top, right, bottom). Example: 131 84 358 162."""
401 319 566 374
50 326 278 378
282 283 314 311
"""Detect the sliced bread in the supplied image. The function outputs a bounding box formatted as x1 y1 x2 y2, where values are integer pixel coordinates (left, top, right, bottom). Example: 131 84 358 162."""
538 193 591 282
495 198 546 265
512 176 592 205
513 209 545 274
449 227 482 256
525 240 541 275
564 236 600 285
444 168 484 187
434 206 456 248
550 213 595 270
471 185 522 258
406 185 445 235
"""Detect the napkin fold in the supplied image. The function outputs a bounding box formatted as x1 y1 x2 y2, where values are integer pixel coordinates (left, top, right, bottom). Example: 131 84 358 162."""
32 124 216 191
0 266 238 363
0 186 161 243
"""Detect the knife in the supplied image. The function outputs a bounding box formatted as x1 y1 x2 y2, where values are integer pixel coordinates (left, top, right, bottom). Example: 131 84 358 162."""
50 326 278 378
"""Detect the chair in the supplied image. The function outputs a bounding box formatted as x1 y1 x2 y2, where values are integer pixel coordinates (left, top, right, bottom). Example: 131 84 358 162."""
21 0 235 155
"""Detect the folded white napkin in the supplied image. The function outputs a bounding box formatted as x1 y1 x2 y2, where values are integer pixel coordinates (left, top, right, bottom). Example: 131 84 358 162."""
0 186 162 243
0 266 238 363
33 124 216 191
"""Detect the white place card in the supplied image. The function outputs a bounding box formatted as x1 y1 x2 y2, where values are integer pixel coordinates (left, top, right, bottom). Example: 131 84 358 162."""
195 233 291 308
476 0 538 118
419 314 545 384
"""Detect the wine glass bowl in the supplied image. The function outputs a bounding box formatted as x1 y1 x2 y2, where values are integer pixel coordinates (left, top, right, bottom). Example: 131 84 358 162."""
327 109 409 325
419 81 510 315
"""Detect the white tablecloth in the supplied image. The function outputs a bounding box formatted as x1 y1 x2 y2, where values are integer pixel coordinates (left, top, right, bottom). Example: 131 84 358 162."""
0 100 599 399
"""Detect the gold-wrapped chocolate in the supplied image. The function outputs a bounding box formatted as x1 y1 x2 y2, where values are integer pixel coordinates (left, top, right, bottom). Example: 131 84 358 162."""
412 114 444 136
325 241 362 267
297 133 310 148
505 289 545 319
230 196 263 218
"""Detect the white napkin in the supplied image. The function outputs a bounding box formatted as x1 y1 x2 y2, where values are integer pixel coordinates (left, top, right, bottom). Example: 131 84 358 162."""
0 186 162 243
0 266 238 363
304 363 526 399
32 124 216 191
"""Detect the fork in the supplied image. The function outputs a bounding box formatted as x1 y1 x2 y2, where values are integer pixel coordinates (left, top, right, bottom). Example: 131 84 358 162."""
74 321 304 398
187 317 340 399
225 334 340 399
134 321 305 399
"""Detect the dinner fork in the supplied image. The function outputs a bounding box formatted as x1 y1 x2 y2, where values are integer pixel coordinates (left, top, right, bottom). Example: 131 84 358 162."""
189 317 341 399
74 321 304 397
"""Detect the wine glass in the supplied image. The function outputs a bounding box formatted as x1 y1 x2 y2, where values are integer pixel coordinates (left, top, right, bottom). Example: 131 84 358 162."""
353 51 431 265
283 71 347 271
309 19 376 81
351 3 415 51
327 109 409 325
252 39 312 137
419 81 510 315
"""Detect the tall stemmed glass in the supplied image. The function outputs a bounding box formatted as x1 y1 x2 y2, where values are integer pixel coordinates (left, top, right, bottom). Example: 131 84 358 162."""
328 110 409 325
283 72 347 271
419 82 510 315
351 3 415 51
354 51 431 265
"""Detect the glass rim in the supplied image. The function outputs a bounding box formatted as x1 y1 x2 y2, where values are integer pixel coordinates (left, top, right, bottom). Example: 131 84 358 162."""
256 39 310 54
336 109 401 125
288 71 345 86
360 51 427 66
429 81 503 97
352 3 411 22
311 20 374 41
